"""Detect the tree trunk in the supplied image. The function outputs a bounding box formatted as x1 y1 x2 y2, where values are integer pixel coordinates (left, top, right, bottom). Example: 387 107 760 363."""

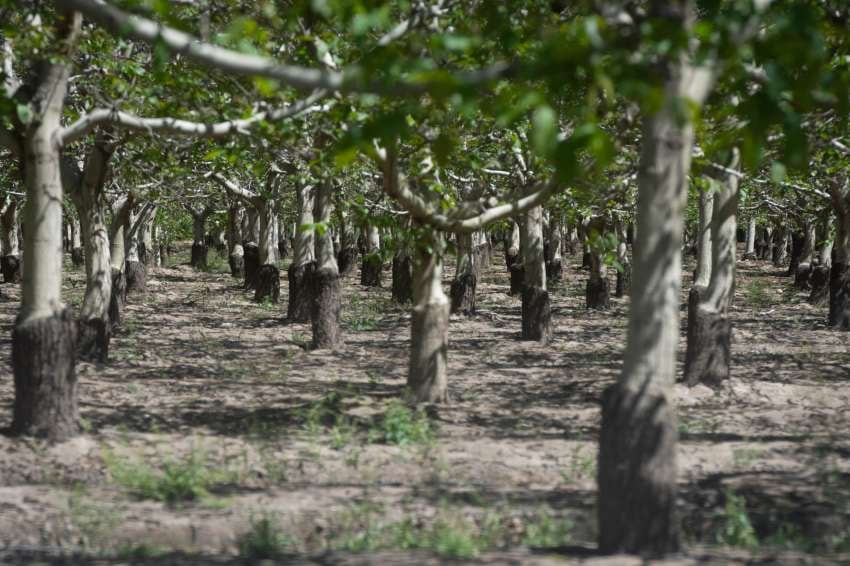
598 14 710 548
586 216 610 310
392 247 414 304
787 229 804 277
140 206 156 267
70 215 84 268
829 182 850 329
108 198 131 329
545 214 564 284
694 186 713 286
450 231 476 314
255 199 280 303
310 181 342 349
1 199 22 283
743 216 757 260
506 221 524 295
794 220 816 289
773 221 789 267
685 152 739 387
13 37 81 442
809 216 833 305
124 208 147 296
520 204 550 342
287 183 315 322
227 203 245 277
190 214 208 270
615 220 631 298
408 228 449 403
360 224 382 287
243 243 259 290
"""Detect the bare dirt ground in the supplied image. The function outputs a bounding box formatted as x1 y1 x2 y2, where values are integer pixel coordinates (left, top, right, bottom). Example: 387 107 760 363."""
0 244 848 565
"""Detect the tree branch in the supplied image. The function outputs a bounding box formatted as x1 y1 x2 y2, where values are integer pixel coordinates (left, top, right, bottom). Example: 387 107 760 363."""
60 90 329 146
54 0 511 95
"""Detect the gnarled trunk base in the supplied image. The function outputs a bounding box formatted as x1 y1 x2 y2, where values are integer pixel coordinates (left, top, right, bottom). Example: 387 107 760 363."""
109 268 126 329
391 254 413 304
809 265 829 306
508 263 524 296
684 295 731 387
616 265 631 298
77 317 109 363
190 243 208 270
337 246 357 277
794 263 812 290
12 308 79 442
586 277 610 310
361 255 382 287
229 253 244 278
1 255 21 283
450 273 476 315
277 238 289 260
545 259 563 284
71 247 84 268
598 382 679 556
408 300 449 403
125 260 146 296
255 264 280 304
243 243 260 290
829 262 850 329
310 268 342 349
521 286 551 343
287 262 315 322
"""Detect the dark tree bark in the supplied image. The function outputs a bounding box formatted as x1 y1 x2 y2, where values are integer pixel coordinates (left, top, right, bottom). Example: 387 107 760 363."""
598 383 679 555
77 317 110 363
71 247 84 267
684 286 731 387
12 308 79 442
277 237 288 259
108 268 126 329
509 262 525 296
521 286 551 343
829 262 850 329
243 243 260 290
310 267 342 349
190 242 208 270
391 251 413 304
1 255 21 283
545 258 563 283
287 261 315 322
337 246 358 276
616 264 632 298
787 231 804 276
450 273 477 315
360 253 382 287
809 265 830 305
795 263 813 290
124 260 146 296
255 264 280 304
586 275 610 310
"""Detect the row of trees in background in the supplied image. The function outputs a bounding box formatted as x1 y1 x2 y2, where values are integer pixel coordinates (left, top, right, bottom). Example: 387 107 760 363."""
1 0 848 557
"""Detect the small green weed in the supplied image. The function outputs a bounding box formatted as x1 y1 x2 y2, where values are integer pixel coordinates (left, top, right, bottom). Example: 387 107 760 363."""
745 280 772 308
370 400 434 446
717 489 758 548
522 510 573 548
237 514 292 560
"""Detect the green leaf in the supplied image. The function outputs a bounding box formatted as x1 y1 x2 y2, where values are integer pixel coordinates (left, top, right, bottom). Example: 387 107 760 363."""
531 104 557 158
770 161 787 183
15 103 30 124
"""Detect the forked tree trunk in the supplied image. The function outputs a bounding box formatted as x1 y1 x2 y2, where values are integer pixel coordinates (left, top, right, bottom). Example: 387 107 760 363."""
124 207 147 297
586 216 610 310
227 203 245 277
475 231 491 269
310 181 342 349
1 199 22 283
743 216 757 260
13 23 81 441
506 220 523 295
408 228 449 403
360 224 382 287
829 180 850 329
685 152 739 387
521 204 550 342
694 186 713 287
794 220 816 289
450 231 477 314
108 197 132 329
287 183 315 322
598 8 711 549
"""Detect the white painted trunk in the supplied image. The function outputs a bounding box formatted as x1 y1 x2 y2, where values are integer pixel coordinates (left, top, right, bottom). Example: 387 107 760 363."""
455 231 475 277
227 204 244 254
702 160 739 313
125 208 141 263
1 199 20 256
257 199 277 265
293 183 315 267
507 221 520 256
801 221 816 265
314 181 338 272
821 216 834 269
71 216 82 249
694 187 713 287
522 205 546 290
745 217 756 256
